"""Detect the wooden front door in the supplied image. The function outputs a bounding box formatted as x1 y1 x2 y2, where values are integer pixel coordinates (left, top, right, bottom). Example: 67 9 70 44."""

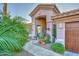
65 22 79 53
36 18 46 35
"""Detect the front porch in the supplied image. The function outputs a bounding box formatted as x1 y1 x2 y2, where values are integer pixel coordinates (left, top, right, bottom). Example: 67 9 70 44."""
29 4 65 55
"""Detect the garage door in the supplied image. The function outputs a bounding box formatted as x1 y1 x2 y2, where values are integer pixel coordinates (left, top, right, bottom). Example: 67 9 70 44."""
65 22 79 53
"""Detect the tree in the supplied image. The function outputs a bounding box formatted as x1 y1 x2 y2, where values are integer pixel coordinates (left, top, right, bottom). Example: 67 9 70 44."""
3 3 7 16
0 15 29 56
13 16 26 21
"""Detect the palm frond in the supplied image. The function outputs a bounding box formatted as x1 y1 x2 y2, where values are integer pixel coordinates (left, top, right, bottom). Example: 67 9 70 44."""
0 16 28 56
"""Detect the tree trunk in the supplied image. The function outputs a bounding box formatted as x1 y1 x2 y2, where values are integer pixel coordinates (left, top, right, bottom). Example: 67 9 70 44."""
3 3 7 16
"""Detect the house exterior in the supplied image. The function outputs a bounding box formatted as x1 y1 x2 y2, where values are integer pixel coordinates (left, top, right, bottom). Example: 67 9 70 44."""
52 9 79 53
30 4 79 53
30 4 60 42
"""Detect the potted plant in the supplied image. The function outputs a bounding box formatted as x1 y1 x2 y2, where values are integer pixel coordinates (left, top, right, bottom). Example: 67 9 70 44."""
38 40 45 45
44 34 51 44
38 34 45 45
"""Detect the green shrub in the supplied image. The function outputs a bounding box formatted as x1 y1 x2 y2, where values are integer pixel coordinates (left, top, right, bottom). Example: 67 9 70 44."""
38 34 45 40
44 35 51 44
0 16 28 55
51 43 64 54
38 34 51 44
44 39 51 44
0 49 14 56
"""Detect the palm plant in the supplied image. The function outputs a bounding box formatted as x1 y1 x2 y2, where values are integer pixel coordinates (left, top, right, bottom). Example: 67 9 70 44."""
0 15 28 56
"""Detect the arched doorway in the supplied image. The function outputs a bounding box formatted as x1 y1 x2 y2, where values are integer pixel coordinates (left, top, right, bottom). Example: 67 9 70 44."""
36 16 46 36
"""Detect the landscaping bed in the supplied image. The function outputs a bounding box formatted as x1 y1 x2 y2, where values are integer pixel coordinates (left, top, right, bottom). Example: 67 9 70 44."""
51 43 64 54
35 32 64 55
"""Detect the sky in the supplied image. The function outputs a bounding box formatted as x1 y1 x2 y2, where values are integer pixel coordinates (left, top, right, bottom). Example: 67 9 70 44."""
0 3 79 23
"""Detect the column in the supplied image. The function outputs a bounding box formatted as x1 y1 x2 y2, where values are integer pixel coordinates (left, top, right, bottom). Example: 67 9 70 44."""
56 23 65 45
31 17 36 39
46 15 53 42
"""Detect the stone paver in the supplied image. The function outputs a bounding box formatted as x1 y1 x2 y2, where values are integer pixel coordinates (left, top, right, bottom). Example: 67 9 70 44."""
15 49 34 56
64 51 79 56
23 40 61 56
34 43 52 50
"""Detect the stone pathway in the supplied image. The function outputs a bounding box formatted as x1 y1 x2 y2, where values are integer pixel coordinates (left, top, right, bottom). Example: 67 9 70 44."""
34 43 52 50
23 40 61 56
15 49 34 56
64 51 79 56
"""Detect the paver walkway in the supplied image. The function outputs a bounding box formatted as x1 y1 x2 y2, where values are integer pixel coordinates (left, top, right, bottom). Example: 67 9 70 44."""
23 40 61 56
15 49 34 56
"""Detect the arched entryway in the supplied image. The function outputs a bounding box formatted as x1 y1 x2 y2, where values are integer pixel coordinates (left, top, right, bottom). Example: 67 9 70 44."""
36 16 46 36
30 4 60 41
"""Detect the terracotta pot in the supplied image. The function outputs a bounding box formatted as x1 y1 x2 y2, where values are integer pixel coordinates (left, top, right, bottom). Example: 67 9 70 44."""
38 40 45 45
